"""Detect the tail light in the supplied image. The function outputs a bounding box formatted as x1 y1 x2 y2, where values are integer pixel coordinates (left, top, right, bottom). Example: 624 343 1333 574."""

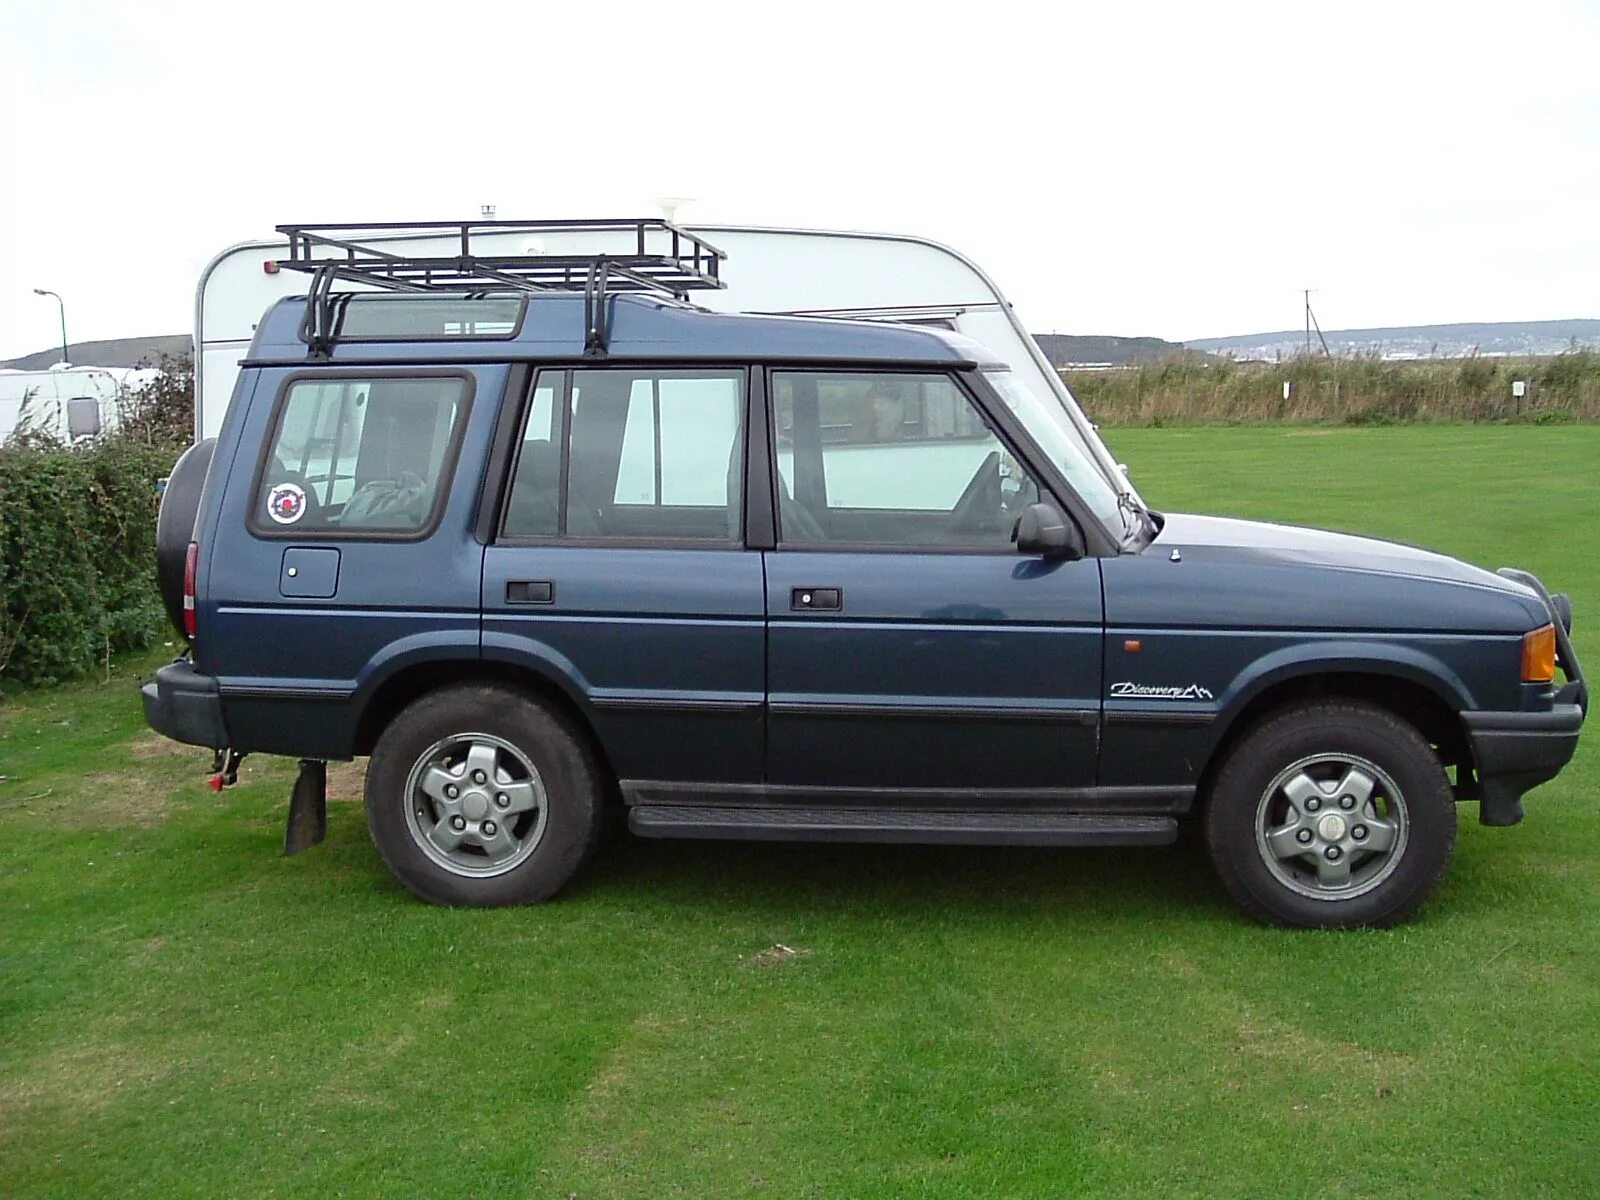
182 541 199 639
1522 624 1556 684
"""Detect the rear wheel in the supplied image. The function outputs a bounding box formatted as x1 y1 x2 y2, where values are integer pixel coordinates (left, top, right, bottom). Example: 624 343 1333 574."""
365 685 603 906
1204 702 1456 928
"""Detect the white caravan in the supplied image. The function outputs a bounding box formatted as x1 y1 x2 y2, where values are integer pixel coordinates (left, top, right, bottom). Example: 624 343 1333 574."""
193 222 1136 501
0 364 153 444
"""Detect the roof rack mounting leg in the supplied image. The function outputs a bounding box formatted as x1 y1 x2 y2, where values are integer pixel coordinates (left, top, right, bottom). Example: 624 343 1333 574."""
584 260 612 358
302 263 339 358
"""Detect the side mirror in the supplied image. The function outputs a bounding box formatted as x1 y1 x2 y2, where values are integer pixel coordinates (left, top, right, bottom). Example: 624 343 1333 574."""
1014 502 1086 560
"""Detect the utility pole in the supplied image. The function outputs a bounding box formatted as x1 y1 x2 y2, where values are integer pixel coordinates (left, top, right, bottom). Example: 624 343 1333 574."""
1303 289 1331 356
33 288 68 365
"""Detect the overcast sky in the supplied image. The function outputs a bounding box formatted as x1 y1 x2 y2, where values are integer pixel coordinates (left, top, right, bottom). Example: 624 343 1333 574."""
2 0 1596 360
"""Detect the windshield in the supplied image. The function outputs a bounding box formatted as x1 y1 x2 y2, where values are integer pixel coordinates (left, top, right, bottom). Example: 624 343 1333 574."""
983 368 1127 533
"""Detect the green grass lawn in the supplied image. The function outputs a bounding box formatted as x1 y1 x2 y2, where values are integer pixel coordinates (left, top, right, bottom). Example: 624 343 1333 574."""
2 425 1596 1199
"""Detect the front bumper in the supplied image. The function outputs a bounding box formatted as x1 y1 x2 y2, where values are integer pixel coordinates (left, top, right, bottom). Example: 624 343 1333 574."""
1462 705 1585 826
142 660 229 749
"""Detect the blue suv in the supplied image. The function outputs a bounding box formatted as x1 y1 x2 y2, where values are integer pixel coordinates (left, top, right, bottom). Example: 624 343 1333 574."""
143 223 1586 927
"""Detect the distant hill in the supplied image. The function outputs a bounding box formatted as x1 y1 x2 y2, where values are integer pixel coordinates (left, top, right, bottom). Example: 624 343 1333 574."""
1032 333 1189 367
1 334 191 372
1188 319 1600 361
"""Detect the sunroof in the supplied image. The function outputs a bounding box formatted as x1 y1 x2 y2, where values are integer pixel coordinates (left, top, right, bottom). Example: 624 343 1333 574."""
334 293 526 341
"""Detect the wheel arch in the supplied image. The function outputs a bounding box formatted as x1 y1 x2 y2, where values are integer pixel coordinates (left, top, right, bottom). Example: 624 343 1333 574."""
351 657 614 785
1197 666 1473 809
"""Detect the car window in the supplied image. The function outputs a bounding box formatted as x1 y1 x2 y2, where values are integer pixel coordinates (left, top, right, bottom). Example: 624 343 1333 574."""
501 378 562 536
502 368 744 542
772 371 1040 547
257 376 467 534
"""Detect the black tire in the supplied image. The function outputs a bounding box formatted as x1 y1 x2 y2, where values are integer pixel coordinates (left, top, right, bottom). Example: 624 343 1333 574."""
155 438 215 641
1203 701 1457 929
364 685 604 906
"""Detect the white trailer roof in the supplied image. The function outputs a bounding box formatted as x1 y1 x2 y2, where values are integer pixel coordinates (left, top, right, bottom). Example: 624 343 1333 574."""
194 223 1133 500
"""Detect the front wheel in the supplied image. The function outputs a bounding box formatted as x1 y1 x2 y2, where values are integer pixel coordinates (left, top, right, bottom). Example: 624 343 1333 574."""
365 685 604 906
1204 702 1457 928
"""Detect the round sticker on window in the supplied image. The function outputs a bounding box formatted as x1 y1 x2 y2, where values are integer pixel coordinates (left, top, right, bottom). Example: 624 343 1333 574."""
266 482 307 525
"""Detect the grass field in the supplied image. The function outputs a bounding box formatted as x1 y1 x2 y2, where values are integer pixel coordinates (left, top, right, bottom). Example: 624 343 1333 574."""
2 426 1596 1198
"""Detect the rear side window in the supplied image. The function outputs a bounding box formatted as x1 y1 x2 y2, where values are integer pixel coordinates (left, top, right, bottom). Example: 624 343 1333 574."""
254 375 469 535
502 368 744 542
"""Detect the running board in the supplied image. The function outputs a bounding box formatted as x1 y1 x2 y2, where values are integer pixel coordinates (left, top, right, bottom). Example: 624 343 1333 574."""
628 805 1178 847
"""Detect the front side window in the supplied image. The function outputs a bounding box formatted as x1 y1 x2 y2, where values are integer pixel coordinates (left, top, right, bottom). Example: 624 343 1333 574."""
256 375 468 534
502 369 744 542
773 371 1040 547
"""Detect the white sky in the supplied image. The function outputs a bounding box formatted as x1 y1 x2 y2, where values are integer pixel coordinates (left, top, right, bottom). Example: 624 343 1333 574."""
2 0 1597 359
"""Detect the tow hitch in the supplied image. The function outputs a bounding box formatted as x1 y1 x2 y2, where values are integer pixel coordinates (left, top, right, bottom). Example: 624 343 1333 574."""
208 748 245 790
284 759 327 856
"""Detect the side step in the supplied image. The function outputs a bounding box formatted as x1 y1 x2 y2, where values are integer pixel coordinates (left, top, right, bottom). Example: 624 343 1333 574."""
628 805 1178 847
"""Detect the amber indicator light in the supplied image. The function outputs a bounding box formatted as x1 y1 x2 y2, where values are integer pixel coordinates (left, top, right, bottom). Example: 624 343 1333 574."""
1522 624 1556 684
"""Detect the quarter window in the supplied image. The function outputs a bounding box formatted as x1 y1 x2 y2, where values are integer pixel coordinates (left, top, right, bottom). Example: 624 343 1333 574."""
772 371 1040 547
503 369 744 542
256 376 467 534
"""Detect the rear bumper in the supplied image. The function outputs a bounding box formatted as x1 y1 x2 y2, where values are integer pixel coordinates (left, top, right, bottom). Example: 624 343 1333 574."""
141 661 229 749
1462 705 1585 826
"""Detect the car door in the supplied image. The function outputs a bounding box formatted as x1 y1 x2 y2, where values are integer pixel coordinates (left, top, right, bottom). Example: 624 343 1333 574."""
481 366 767 794
762 368 1103 797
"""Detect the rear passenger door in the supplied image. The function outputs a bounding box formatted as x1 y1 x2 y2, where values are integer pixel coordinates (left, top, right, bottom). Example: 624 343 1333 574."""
482 367 767 793
762 369 1104 796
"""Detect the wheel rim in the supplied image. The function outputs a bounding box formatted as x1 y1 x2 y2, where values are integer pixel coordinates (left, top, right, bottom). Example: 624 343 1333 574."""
1253 752 1409 901
402 732 548 878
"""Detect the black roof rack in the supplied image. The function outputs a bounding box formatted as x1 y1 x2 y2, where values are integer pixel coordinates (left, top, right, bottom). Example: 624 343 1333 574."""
273 218 727 358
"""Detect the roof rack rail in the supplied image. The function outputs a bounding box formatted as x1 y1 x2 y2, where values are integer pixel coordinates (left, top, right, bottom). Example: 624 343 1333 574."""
273 218 727 358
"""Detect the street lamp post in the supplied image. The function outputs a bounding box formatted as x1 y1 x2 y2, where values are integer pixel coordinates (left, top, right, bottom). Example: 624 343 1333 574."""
32 288 69 366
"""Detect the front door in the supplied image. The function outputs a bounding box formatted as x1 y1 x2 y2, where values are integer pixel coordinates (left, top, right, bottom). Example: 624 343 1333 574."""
481 366 766 793
763 369 1103 797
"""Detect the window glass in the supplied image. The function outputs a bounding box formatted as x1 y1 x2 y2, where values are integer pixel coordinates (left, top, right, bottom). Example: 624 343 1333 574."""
773 372 1039 547
984 368 1123 531
808 372 988 446
502 378 561 536
335 293 523 340
503 369 744 541
257 376 466 533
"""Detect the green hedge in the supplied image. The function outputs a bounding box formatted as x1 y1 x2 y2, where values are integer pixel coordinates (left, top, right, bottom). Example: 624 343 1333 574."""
0 439 179 687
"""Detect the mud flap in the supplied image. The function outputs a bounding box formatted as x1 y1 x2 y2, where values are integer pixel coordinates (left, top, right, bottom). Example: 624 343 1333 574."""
284 759 328 856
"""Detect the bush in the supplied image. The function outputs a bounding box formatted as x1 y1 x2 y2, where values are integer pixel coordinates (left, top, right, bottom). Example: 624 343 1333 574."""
0 438 179 688
120 353 195 447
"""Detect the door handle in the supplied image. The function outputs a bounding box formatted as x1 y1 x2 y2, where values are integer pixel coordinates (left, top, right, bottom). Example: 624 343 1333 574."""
506 580 555 604
791 587 842 612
